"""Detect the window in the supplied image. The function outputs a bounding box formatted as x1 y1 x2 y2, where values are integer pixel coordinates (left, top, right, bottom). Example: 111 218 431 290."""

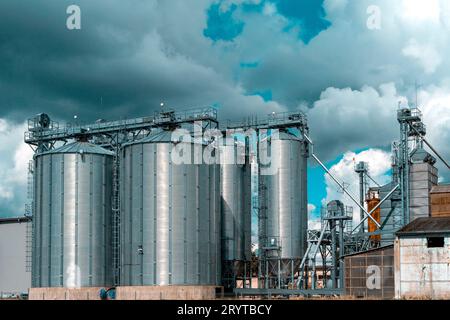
427 237 444 248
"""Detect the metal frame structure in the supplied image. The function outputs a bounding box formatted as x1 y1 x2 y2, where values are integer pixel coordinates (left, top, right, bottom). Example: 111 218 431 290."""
227 111 310 292
24 104 448 297
25 107 219 286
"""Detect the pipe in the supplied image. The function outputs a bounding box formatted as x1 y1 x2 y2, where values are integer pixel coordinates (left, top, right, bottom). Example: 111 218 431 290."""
366 172 381 187
302 133 381 228
311 153 381 228
409 122 450 169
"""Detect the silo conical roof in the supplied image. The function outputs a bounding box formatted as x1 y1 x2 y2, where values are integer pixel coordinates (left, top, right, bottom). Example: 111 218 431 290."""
38 141 114 156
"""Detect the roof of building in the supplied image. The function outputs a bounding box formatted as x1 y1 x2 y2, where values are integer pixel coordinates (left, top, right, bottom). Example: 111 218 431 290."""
396 217 450 236
123 129 207 147
410 147 436 165
341 244 394 258
430 184 450 194
0 217 32 225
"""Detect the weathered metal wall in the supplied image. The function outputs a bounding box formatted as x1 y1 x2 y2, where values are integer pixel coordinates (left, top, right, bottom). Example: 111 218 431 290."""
32 142 114 288
0 220 31 293
395 236 450 299
379 182 401 245
120 131 221 286
344 246 394 299
367 195 381 243
380 158 438 245
409 162 438 220
430 186 450 217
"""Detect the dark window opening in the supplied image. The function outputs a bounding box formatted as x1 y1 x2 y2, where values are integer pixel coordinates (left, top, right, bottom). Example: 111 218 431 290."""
427 237 444 248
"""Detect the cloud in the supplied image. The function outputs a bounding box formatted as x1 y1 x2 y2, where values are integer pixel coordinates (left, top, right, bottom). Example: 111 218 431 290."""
204 2 245 41
416 83 450 182
0 120 33 217
308 203 321 230
306 83 406 161
323 148 392 224
0 0 449 217
0 0 285 122
402 39 442 74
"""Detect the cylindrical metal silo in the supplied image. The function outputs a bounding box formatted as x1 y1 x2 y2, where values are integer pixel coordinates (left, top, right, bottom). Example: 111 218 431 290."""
120 130 221 286
259 130 308 277
219 141 252 287
32 141 114 288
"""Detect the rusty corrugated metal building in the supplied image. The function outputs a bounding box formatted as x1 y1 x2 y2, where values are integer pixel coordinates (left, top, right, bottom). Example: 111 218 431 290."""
430 185 450 217
344 245 394 299
395 217 450 299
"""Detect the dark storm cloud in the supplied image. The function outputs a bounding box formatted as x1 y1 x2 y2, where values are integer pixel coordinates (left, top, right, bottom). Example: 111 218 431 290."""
0 0 282 125
0 0 153 121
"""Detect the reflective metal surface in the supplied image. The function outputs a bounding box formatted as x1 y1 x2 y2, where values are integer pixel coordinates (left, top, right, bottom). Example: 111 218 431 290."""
32 142 114 288
120 131 221 286
220 143 252 263
260 131 308 260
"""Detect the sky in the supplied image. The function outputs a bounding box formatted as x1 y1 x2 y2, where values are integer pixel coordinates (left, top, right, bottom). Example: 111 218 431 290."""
0 0 449 223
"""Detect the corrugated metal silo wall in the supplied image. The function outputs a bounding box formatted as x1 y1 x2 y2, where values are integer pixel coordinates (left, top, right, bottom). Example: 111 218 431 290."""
409 162 438 220
260 133 308 260
220 144 252 263
380 162 438 245
120 142 221 286
32 152 114 288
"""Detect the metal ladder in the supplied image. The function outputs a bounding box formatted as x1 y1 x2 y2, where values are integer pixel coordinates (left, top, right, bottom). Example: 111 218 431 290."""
25 160 34 273
112 143 121 286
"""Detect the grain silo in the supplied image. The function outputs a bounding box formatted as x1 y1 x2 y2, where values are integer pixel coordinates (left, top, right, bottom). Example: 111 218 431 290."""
120 129 221 286
219 141 252 288
32 141 114 288
259 130 308 277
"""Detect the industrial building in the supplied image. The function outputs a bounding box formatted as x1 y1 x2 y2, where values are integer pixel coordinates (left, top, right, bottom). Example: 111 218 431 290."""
2 104 444 300
344 245 394 299
430 185 450 217
0 217 32 297
395 217 450 299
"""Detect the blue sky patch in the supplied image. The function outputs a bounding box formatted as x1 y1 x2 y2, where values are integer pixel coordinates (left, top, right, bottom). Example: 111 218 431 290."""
204 3 245 42
269 0 331 43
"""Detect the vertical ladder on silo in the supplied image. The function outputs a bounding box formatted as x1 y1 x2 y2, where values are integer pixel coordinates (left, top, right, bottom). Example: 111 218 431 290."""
112 140 121 286
25 160 34 273
25 220 32 272
258 177 269 288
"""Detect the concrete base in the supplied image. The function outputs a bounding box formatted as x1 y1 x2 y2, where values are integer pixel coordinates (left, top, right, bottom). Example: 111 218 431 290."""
116 286 223 300
28 286 224 300
29 287 103 300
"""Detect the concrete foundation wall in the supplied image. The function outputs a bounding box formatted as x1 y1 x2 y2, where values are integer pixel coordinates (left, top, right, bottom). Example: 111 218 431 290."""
28 286 223 300
116 286 222 300
395 236 450 299
29 287 103 300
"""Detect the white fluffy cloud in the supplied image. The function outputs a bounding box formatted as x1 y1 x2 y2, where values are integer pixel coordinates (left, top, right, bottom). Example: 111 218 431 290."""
0 120 33 217
308 203 321 230
416 83 450 181
323 148 392 224
402 39 442 74
305 83 406 161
